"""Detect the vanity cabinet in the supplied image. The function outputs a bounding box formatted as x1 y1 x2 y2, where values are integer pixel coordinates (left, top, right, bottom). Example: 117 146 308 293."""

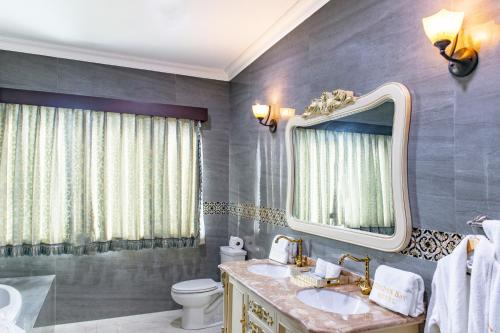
223 272 304 333
222 271 420 333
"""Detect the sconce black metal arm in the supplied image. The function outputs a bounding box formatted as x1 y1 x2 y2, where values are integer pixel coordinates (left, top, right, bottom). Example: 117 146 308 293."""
434 39 478 77
256 111 277 133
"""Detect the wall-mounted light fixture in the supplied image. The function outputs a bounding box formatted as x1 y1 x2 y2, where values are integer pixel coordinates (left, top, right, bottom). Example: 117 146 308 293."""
252 104 296 133
252 104 276 133
422 9 479 77
279 107 296 119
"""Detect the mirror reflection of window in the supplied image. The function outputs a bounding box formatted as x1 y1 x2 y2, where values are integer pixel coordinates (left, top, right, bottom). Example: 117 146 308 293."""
292 101 395 235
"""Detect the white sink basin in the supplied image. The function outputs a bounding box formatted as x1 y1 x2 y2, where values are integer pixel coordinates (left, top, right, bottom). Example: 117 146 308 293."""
296 289 370 315
247 264 290 278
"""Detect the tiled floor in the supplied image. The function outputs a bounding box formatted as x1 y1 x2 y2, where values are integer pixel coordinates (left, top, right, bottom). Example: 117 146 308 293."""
32 310 222 333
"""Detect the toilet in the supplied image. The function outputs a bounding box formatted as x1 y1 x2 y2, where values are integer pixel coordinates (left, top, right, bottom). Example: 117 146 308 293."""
171 245 247 329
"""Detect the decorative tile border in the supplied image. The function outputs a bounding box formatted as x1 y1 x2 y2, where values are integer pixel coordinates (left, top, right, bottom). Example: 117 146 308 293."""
228 202 288 227
204 201 465 262
203 201 228 215
400 228 464 261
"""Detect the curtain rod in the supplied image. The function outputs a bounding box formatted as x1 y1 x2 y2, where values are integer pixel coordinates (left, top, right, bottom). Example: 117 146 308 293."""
0 87 208 122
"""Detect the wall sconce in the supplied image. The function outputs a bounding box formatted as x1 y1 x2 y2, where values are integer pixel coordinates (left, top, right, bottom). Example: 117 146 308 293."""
279 107 296 119
252 105 296 133
252 104 277 133
422 9 478 77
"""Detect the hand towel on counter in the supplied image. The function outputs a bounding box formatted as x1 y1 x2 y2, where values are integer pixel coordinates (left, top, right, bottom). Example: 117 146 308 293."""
269 235 290 264
425 235 475 333
229 236 244 250
369 265 424 317
313 258 328 278
325 262 342 279
313 258 342 279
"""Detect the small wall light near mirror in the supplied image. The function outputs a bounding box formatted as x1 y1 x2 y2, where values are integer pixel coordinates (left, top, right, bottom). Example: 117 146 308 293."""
279 107 296 119
252 104 295 133
423 9 479 77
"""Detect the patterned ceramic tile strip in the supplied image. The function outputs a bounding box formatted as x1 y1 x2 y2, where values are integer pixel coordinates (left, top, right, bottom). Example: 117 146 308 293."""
203 202 229 215
400 228 464 261
227 202 288 227
205 201 465 261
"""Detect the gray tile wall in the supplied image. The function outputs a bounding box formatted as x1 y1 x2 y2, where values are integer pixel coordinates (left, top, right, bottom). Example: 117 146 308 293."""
228 0 500 298
0 50 230 324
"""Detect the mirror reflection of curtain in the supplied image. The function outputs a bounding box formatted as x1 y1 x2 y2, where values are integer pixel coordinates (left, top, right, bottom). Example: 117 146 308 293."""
293 128 394 234
0 103 200 256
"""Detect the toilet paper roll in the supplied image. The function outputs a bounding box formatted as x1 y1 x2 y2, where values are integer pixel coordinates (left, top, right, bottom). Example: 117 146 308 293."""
229 236 244 250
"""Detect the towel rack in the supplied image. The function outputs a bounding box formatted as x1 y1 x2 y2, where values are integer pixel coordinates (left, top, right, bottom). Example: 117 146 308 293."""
466 215 489 228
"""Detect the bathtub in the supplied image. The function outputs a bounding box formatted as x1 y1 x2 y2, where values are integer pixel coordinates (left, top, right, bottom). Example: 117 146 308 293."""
0 284 22 323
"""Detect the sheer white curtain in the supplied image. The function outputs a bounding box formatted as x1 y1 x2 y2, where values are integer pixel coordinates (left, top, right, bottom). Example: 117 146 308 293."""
293 128 394 230
0 103 201 256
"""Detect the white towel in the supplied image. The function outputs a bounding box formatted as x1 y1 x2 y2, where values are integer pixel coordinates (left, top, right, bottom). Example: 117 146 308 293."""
425 236 473 333
325 262 342 279
369 265 424 317
0 322 25 333
313 258 328 278
475 220 500 333
268 235 289 264
484 220 500 258
468 235 495 333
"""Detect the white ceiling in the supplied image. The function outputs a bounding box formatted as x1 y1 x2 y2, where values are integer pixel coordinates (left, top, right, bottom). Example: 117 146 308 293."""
0 0 328 80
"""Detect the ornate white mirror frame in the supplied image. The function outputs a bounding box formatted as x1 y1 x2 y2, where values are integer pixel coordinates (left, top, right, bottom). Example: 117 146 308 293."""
285 82 412 252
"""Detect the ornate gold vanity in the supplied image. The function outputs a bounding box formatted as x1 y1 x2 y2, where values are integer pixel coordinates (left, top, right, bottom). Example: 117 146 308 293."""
220 260 424 333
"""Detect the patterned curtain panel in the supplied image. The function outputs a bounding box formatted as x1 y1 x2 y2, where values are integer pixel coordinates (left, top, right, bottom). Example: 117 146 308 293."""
293 128 394 232
0 103 200 256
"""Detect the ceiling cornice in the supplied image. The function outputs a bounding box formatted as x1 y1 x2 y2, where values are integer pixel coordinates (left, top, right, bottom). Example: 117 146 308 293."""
0 36 229 81
0 0 329 82
225 0 330 80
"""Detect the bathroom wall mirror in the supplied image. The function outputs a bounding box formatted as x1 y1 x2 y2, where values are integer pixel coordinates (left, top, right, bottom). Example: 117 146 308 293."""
285 83 412 252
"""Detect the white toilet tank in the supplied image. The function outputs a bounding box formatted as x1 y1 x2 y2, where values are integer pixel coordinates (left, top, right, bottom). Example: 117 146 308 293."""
220 246 247 263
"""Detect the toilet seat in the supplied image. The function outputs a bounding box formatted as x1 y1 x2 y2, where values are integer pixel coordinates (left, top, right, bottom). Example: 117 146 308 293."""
172 279 218 294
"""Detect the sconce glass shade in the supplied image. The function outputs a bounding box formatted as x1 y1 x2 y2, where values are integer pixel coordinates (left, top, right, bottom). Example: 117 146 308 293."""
279 108 296 119
252 104 270 119
423 9 464 44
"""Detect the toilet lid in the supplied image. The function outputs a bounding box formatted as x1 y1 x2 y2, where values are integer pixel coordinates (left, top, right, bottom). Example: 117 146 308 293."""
172 279 218 294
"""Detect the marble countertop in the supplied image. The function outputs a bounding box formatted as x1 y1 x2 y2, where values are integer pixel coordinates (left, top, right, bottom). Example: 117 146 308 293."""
219 259 425 333
0 275 55 332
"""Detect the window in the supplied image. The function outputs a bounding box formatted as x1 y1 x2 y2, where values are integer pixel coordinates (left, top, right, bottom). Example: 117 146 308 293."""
0 103 201 256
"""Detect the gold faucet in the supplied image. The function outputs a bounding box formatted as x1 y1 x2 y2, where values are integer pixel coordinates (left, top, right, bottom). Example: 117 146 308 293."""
338 254 372 295
275 236 304 267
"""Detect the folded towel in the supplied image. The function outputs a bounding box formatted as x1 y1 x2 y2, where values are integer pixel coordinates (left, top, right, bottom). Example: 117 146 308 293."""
325 262 342 279
370 265 424 317
313 258 328 278
269 235 289 264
